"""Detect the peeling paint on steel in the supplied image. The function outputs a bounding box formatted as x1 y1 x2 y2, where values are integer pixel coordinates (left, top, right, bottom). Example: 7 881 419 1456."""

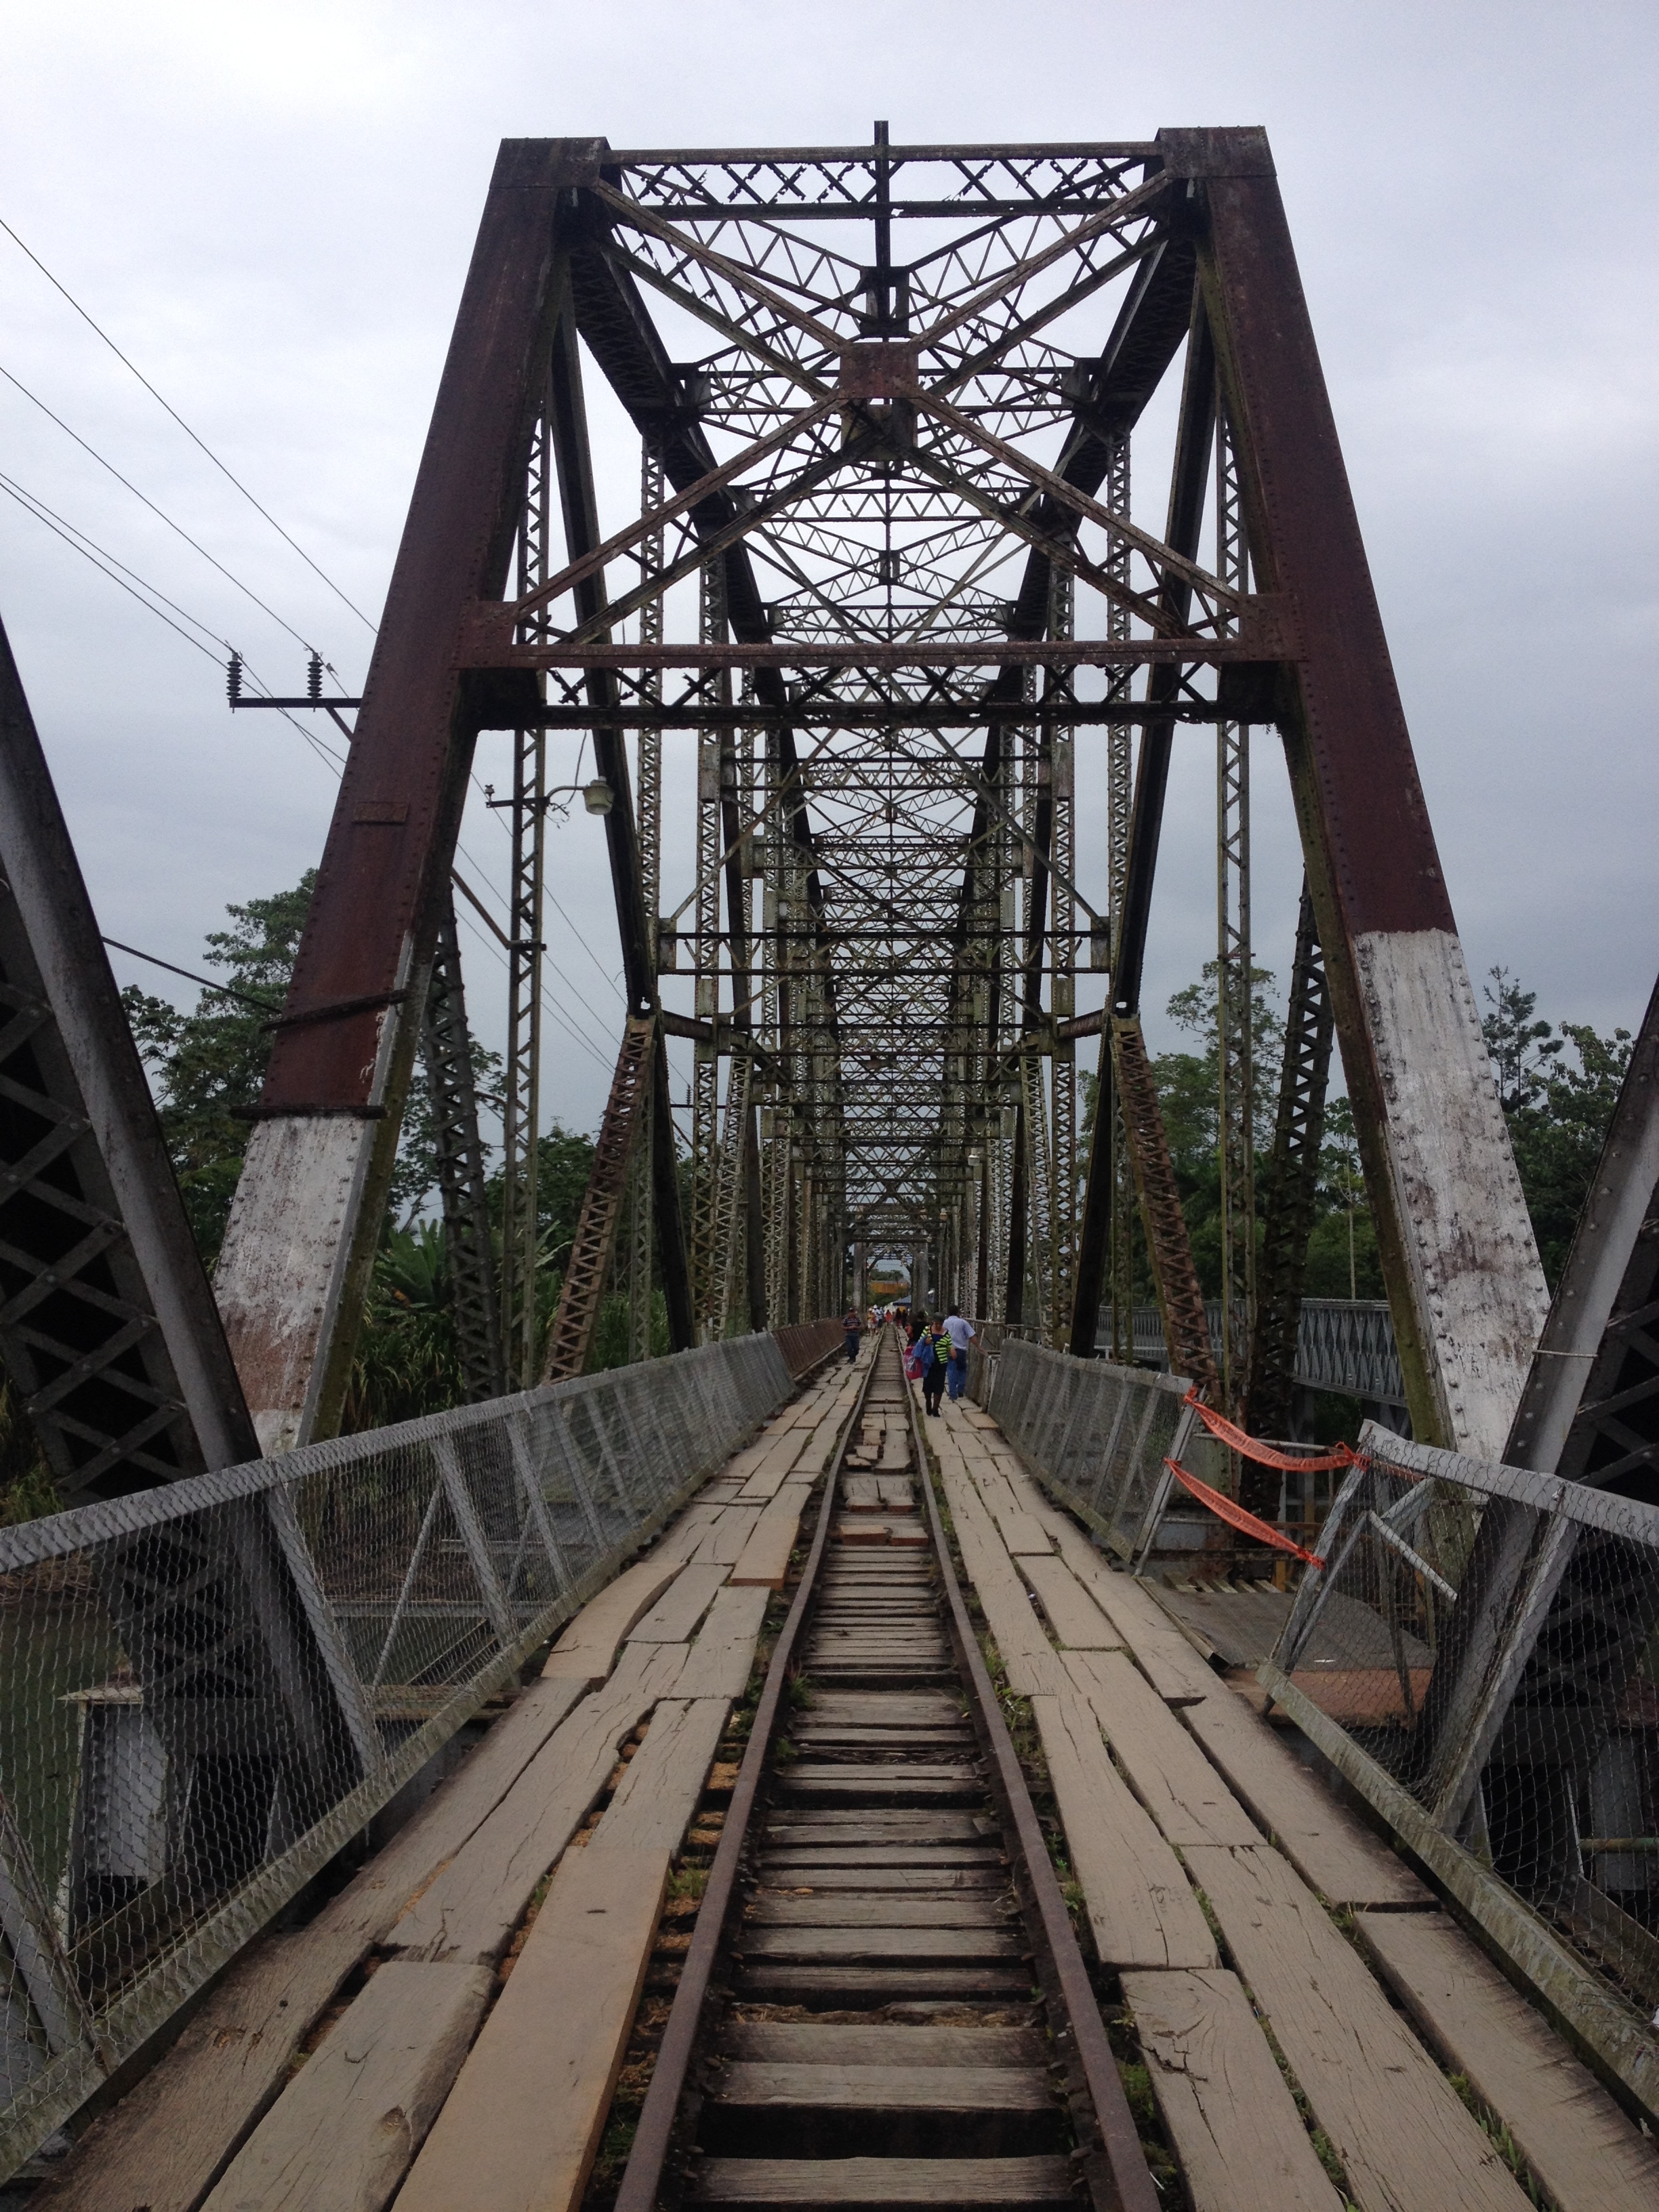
1353 928 1549 1459
216 1116 376 1454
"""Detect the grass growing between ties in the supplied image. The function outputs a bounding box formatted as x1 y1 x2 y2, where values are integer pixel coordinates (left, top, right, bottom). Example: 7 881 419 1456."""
1448 2076 1547 2207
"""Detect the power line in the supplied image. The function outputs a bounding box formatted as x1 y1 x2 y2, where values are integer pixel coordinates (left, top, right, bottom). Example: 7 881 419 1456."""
450 903 615 1078
0 359 331 661
0 470 348 776
0 211 377 632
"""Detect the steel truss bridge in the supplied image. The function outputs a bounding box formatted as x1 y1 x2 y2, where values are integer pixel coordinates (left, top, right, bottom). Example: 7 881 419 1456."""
1 118 1652 1553
0 121 1658 2196
202 126 1553 1482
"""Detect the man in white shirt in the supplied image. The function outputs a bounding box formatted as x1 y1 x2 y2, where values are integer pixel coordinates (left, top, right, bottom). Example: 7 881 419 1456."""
941 1306 976 1402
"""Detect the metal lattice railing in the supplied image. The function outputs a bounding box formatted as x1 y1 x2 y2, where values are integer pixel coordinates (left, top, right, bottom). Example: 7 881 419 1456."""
0 1332 792 2178
1262 1422 1659 2112
968 1336 1212 1559
1116 1299 1407 1417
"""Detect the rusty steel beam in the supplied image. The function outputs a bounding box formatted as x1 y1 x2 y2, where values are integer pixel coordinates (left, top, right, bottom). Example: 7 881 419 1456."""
1171 124 1549 1455
213 140 596 1450
543 1016 656 1380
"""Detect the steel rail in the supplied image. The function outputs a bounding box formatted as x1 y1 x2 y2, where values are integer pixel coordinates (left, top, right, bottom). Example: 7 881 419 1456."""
904 1380 1161 2212
613 1334 879 2212
614 1328 1160 2212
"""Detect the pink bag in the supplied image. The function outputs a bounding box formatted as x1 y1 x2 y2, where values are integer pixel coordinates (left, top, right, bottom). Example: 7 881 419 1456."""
903 1350 922 1380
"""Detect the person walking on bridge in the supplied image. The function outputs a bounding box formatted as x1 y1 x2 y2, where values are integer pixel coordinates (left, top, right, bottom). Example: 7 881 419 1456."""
918 1315 950 1416
942 1305 977 1403
842 1306 862 1364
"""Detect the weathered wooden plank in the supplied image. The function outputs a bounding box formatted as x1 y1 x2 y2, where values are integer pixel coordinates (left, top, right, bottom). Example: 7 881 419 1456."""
1063 1650 1260 1850
395 1845 668 2212
939 1471 1067 1696
35 1926 364 2212
791 1729 970 1753
747 1895 1009 1927
731 1479 813 1589
628 1560 731 1643
1120 1967 1341 2212
1179 1686 1427 1907
712 2062 1057 2150
200 1961 491 2212
677 1582 771 1698
1032 1690 1218 1971
1356 1910 1659 2212
987 1508 1054 1556
764 1809 988 1831
1184 1845 1531 2212
543 1555 689 1684
735 1964 1035 2005
31 1676 594 2212
739 1434 811 1501
655 1500 726 1560
693 2155 1073 2203
710 2060 1052 2112
1031 1514 1218 1702
599 1696 731 1856
739 1926 1022 1961
1017 1554 1125 1650
722 2024 1042 2066
695 1507 763 1566
390 1643 684 1963
756 1862 1006 1887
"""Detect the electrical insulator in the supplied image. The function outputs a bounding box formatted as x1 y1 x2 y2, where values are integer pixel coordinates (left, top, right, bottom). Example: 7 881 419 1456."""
226 652 242 705
307 653 323 701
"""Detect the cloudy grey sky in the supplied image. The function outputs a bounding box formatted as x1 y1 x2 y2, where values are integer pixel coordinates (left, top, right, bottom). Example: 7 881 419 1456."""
1 0 1654 1143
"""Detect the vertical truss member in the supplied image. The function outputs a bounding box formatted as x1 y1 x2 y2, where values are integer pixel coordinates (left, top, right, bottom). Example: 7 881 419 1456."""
500 402 550 1390
624 439 665 1364
545 295 695 1360
1106 435 1137 1362
1048 572 1078 1341
543 1016 657 1379
689 560 725 1336
420 895 505 1401
1214 398 1255 1416
1242 878 1333 1479
1097 291 1221 1396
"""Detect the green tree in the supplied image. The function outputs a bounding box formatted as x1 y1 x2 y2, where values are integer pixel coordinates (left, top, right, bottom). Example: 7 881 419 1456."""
1481 970 1632 1285
1150 962 1283 1296
1305 1095 1384 1299
122 876 314 1265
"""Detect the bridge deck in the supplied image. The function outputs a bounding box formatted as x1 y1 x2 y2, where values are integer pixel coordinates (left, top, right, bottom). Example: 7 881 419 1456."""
32 1353 1658 2212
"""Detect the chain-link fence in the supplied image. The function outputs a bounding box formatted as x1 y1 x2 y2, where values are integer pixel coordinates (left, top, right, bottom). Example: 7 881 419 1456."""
1262 1422 1659 2106
0 1330 791 2178
967 1336 1221 1559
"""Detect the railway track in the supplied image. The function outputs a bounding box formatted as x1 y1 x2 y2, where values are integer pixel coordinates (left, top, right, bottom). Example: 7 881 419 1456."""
613 1328 1158 2212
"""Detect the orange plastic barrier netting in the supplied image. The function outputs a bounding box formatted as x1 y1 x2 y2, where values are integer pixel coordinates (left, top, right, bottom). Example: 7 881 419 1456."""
1162 1456 1328 1568
1183 1391 1362 1475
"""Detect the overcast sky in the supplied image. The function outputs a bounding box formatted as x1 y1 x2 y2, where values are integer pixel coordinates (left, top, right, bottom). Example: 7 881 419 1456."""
1 0 1654 1144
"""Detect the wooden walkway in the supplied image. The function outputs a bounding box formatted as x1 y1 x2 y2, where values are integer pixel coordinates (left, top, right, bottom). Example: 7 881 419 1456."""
30 1346 1658 2212
930 1397 1659 2212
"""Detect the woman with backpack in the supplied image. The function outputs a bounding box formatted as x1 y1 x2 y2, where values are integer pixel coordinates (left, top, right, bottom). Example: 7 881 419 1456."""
917 1315 951 1416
